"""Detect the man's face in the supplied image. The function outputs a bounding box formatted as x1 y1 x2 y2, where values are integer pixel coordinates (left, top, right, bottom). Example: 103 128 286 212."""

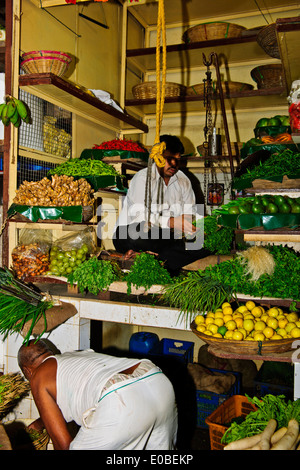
161 150 181 179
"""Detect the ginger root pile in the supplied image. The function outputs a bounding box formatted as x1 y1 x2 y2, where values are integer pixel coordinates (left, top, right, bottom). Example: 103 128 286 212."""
13 175 94 207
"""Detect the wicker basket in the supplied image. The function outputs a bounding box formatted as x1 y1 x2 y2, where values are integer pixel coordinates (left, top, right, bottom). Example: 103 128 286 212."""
21 50 72 64
187 81 253 96
256 23 280 59
0 374 30 419
20 56 70 77
191 322 295 355
183 22 246 43
132 81 187 99
250 64 284 89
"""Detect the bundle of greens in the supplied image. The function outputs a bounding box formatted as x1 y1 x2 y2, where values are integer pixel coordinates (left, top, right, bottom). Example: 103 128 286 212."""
125 252 173 294
221 394 300 445
194 214 234 254
67 257 123 295
0 267 53 344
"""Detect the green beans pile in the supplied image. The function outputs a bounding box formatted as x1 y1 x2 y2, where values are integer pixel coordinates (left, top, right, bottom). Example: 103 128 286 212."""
67 257 123 295
48 158 120 177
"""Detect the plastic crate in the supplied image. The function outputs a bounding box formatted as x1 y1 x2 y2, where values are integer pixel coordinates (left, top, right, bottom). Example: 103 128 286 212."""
148 338 194 365
196 369 242 429
205 395 257 450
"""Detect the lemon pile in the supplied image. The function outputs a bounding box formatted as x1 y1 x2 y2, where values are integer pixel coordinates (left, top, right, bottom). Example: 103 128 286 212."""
194 301 300 342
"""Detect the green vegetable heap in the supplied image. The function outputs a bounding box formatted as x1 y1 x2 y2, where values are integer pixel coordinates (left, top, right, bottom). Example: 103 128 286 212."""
194 214 234 254
222 394 300 445
125 252 173 294
68 257 122 295
48 158 120 177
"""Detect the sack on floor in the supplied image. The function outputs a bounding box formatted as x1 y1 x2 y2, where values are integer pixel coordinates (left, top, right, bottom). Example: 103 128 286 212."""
187 363 236 394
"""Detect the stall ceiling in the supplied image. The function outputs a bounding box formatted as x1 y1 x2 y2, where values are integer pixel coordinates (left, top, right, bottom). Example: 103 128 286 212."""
127 0 300 26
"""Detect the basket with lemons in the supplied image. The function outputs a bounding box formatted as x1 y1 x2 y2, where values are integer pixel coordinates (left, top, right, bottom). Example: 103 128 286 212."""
192 301 299 354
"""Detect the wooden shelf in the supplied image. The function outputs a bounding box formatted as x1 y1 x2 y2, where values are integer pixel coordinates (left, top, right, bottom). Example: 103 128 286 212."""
19 73 148 134
125 86 286 115
236 227 300 243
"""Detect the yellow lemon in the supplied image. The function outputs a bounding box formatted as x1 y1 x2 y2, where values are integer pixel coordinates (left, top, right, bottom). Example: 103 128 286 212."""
268 307 280 317
221 302 231 309
194 315 205 325
267 317 278 329
238 328 247 339
237 305 248 314
286 322 297 333
243 319 255 332
296 321 300 328
215 308 223 313
225 320 237 331
214 311 224 319
244 314 255 320
232 330 244 341
213 333 223 338
277 308 284 315
223 306 233 316
263 327 275 339
205 317 215 325
278 318 288 329
223 314 233 323
245 300 256 311
196 324 206 333
290 327 300 338
214 318 224 327
252 306 263 317
234 317 243 328
224 330 233 339
253 332 265 341
261 314 269 323
233 312 243 319
203 330 213 336
271 334 283 340
207 323 218 334
207 312 215 318
254 320 266 331
245 336 254 341
286 312 299 323
277 328 287 338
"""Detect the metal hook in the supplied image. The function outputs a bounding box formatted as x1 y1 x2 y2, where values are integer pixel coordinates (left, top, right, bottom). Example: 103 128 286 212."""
202 52 214 68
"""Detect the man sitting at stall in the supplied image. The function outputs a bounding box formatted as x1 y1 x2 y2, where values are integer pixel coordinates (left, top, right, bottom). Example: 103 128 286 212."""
18 339 178 450
113 134 213 276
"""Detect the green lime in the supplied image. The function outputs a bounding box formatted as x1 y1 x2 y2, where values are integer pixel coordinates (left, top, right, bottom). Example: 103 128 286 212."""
268 117 281 126
285 196 294 206
279 203 291 214
266 203 279 214
228 206 240 214
274 195 286 206
261 196 271 207
252 203 264 214
217 326 227 337
239 204 251 214
255 118 269 128
291 203 300 213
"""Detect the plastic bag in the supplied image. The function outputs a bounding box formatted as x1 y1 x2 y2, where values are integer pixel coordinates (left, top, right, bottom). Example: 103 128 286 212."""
12 228 52 280
53 227 96 253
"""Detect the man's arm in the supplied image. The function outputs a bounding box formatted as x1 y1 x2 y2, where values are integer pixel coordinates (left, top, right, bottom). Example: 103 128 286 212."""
30 358 73 450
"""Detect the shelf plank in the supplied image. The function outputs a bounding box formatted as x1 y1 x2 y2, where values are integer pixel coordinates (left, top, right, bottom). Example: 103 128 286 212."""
19 73 148 134
125 86 286 114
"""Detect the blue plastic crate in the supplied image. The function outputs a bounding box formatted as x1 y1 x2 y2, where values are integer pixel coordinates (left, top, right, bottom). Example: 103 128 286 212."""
196 368 242 428
254 362 294 399
148 338 194 365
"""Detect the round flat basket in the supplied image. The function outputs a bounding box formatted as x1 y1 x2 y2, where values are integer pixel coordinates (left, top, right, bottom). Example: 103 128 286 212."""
183 22 246 43
132 81 186 99
191 322 295 355
187 81 253 96
21 50 72 64
256 23 280 59
250 64 284 89
20 56 70 77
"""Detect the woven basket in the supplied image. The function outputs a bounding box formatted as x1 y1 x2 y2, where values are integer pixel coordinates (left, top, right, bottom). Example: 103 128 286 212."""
20 56 70 77
21 50 72 64
250 64 284 89
0 373 30 419
27 428 50 450
183 22 246 43
191 322 295 355
132 81 186 99
187 81 253 96
256 23 280 59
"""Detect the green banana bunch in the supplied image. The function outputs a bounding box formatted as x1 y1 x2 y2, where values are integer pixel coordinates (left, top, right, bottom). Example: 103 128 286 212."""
0 95 31 128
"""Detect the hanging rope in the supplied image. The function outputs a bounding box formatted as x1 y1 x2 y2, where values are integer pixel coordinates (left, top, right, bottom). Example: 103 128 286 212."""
144 0 167 229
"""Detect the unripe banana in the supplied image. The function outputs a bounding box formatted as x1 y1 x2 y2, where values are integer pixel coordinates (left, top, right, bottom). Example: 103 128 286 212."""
1 104 10 126
11 114 21 128
6 99 17 119
10 108 21 126
0 102 6 118
14 98 30 121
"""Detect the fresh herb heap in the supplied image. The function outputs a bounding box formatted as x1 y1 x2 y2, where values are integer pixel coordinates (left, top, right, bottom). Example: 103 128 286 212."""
0 267 53 344
48 158 120 177
162 271 233 326
194 214 234 254
233 148 300 184
68 257 123 295
221 394 300 445
125 252 173 294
